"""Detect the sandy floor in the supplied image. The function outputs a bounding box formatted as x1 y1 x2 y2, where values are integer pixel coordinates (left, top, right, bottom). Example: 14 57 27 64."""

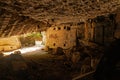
22 49 80 80
0 46 98 80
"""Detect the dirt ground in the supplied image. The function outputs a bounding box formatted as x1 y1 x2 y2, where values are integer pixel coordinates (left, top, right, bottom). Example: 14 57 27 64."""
0 49 85 80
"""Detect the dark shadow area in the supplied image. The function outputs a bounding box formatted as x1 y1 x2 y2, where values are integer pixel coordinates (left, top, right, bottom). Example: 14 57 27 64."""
0 52 29 80
0 52 72 80
94 39 120 80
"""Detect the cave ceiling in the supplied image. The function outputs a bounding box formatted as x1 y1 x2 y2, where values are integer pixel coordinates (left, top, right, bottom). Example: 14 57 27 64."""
0 0 120 23
0 0 120 37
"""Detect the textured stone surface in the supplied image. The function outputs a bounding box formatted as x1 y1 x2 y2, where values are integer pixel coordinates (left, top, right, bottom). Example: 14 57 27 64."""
46 25 76 49
0 0 120 21
0 36 21 51
0 0 120 37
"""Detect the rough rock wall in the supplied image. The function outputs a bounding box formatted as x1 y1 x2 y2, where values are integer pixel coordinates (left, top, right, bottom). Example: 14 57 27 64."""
0 36 21 51
46 14 117 49
46 24 76 49
85 15 116 45
76 22 85 40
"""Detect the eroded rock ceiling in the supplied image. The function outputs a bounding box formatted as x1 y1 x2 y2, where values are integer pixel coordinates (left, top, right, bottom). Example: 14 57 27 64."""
0 0 120 23
0 0 120 37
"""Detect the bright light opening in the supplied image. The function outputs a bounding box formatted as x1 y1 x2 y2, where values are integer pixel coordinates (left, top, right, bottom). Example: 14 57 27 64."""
3 45 45 56
1 31 47 56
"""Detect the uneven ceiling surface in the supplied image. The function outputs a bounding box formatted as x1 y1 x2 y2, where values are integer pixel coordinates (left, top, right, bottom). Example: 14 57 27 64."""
0 0 120 23
0 0 120 37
